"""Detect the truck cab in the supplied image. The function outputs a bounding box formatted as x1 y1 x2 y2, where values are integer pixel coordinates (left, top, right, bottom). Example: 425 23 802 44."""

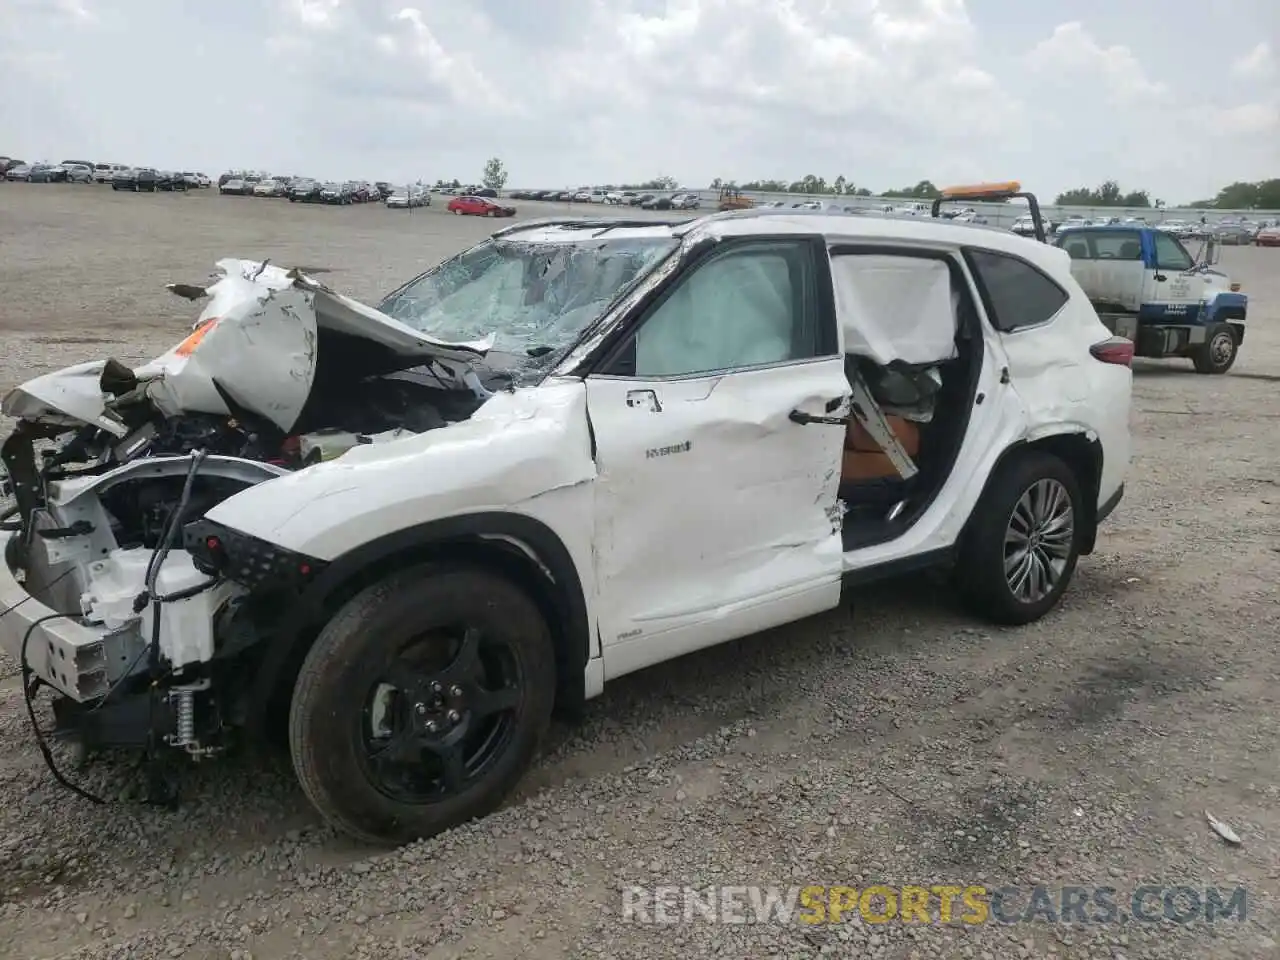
1054 225 1247 374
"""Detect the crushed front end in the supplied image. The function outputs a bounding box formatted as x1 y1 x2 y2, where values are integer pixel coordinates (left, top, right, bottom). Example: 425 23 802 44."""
0 257 492 772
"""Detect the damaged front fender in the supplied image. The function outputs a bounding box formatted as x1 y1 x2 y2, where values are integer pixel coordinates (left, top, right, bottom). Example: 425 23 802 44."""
203 380 599 562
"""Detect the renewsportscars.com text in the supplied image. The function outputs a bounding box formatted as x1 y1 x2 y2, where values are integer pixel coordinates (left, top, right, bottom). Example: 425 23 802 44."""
621 884 1248 926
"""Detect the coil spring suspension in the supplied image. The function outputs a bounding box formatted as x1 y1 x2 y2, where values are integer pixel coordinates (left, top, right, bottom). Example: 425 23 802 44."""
165 680 208 750
173 690 195 747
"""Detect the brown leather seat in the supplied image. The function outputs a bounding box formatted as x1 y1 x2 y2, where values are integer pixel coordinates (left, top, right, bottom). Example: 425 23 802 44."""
842 414 920 482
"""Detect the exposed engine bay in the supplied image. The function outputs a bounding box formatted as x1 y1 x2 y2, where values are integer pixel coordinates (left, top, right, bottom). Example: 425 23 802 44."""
3 258 496 539
0 259 503 774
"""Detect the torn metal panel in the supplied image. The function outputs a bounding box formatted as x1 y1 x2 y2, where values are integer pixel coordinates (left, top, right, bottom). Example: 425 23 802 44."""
1 360 130 436
139 283 319 432
830 254 959 366
2 258 497 436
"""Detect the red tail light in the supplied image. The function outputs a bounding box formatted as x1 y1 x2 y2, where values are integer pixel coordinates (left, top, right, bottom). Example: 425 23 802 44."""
1090 336 1134 367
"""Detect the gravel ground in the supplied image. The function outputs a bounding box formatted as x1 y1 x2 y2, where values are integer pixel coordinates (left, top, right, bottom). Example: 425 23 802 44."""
1 185 1278 960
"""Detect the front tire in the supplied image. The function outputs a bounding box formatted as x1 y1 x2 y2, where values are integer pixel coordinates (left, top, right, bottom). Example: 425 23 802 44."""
289 564 556 846
1192 322 1238 374
955 451 1083 625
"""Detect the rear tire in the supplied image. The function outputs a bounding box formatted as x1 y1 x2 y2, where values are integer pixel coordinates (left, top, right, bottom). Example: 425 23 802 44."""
955 451 1083 625
1192 322 1237 374
289 564 556 846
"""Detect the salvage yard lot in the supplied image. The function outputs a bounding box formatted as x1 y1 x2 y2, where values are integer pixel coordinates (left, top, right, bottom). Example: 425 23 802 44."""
2 185 1279 960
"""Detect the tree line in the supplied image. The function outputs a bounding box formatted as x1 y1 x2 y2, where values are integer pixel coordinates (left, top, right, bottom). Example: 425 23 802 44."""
711 175 936 198
1053 178 1279 209
1189 179 1280 210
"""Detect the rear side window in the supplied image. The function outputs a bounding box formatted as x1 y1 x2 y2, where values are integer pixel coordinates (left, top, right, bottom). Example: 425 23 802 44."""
965 249 1070 333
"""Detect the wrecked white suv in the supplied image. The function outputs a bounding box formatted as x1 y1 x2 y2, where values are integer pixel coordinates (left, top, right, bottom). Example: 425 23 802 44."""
0 211 1132 844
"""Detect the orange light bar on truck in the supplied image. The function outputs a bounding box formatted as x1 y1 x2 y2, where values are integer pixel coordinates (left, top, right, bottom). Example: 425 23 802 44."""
939 180 1022 200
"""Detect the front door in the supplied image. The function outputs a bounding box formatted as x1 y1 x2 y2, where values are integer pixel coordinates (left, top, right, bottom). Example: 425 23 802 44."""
1147 230 1201 321
584 236 848 677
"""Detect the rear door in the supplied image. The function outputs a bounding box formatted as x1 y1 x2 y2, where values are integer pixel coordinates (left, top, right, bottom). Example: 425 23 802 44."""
965 247 1084 406
584 235 848 676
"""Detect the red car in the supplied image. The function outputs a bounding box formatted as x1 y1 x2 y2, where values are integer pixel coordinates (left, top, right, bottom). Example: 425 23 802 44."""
1255 226 1280 247
447 195 516 217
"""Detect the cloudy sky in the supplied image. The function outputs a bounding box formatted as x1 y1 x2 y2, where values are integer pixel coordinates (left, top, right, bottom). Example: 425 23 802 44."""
2 0 1275 202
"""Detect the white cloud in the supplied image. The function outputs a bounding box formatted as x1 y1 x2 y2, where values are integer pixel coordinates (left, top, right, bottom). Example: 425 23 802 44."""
0 1 1274 203
293 0 342 27
51 0 96 23
1027 21 1166 103
1211 102 1279 137
1231 41 1274 80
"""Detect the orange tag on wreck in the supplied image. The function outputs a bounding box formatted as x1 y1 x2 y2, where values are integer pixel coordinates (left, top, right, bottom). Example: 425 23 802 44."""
175 317 219 357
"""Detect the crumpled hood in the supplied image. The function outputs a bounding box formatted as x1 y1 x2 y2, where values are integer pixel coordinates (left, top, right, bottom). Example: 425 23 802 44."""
2 258 494 436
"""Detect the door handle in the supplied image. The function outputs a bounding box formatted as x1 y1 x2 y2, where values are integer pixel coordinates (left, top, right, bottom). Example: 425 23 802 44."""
789 410 849 426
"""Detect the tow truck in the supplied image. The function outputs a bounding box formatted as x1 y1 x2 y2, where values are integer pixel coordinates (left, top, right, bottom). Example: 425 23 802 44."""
1053 222 1246 374
932 181 1247 374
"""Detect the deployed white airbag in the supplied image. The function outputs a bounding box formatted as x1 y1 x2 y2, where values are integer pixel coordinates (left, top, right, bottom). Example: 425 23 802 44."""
831 255 958 367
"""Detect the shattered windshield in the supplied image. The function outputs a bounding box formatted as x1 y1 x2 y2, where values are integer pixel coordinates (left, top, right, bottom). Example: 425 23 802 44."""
377 233 679 372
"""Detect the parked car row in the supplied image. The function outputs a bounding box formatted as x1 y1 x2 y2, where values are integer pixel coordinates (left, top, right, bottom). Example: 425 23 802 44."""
3 161 94 182
109 169 204 192
217 173 394 205
0 157 213 189
1059 216 1278 245
506 188 702 210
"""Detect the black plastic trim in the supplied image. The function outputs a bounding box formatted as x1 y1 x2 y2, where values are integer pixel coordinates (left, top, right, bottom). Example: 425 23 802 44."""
841 547 956 588
243 511 591 733
1096 482 1124 524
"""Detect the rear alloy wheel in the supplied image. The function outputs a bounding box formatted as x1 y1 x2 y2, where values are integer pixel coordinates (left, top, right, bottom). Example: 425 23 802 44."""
955 451 1082 625
1192 322 1238 374
289 564 556 846
453 208 462 215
